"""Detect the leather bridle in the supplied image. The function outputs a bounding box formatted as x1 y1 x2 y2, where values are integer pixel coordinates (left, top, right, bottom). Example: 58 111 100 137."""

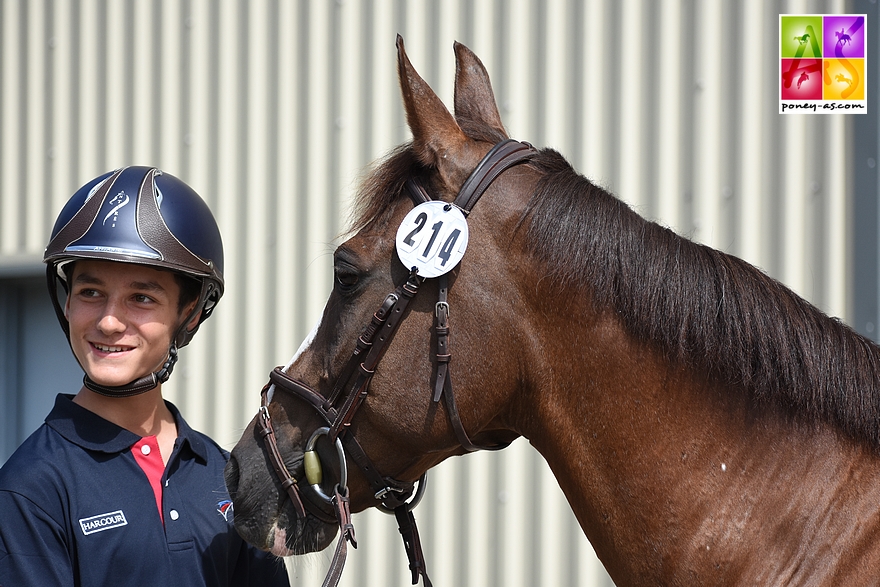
255 139 537 587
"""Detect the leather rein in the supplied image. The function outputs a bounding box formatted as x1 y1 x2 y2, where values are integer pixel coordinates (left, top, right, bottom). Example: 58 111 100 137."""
256 139 537 587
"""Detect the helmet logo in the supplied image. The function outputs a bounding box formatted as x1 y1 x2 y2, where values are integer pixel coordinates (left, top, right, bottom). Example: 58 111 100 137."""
102 191 130 227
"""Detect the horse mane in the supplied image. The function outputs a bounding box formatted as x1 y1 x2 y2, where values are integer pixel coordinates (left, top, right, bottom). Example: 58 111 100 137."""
349 139 880 449
524 148 880 449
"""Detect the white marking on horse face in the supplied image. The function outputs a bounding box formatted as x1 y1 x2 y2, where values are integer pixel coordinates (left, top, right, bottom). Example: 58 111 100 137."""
289 314 323 366
269 524 296 557
267 314 323 403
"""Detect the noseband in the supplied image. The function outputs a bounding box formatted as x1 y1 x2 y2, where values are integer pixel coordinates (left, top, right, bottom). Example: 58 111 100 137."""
256 139 536 587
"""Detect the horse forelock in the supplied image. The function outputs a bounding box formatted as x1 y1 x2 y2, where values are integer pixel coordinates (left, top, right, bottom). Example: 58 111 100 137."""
523 148 880 450
348 124 509 234
347 144 420 235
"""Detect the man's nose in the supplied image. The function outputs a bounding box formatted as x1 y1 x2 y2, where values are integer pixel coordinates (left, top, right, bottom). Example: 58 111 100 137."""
96 301 126 334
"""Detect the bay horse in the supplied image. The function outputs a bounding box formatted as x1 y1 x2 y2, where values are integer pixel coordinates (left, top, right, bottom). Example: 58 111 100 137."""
226 36 880 586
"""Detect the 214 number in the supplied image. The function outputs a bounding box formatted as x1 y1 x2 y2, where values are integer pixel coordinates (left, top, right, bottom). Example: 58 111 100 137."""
402 213 461 267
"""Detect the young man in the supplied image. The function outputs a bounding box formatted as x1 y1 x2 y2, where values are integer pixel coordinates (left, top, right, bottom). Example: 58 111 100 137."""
0 167 289 586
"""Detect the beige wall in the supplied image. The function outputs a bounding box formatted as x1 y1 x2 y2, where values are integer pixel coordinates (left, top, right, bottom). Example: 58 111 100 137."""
0 1 855 585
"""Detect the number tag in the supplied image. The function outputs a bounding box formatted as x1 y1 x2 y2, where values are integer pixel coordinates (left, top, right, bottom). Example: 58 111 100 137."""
395 201 469 278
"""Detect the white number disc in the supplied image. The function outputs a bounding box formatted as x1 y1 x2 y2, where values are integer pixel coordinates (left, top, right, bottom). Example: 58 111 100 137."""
395 201 469 278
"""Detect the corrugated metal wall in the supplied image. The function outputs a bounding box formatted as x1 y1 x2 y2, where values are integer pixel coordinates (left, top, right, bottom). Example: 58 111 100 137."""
0 1 856 585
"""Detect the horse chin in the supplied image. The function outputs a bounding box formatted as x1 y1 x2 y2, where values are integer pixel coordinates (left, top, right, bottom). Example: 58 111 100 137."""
268 524 298 557
269 514 338 556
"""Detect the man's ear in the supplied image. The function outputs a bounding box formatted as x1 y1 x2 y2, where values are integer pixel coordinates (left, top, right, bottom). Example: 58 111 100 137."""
186 311 202 332
183 302 202 332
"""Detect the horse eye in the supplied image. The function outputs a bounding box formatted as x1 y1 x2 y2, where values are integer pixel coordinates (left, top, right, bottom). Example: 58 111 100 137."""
334 269 359 290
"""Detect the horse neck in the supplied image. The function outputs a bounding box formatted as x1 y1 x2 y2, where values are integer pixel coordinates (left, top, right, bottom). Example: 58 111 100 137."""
516 307 880 585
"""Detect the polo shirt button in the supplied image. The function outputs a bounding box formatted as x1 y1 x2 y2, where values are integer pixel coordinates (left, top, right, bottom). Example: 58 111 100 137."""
141 444 151 456
170 509 180 521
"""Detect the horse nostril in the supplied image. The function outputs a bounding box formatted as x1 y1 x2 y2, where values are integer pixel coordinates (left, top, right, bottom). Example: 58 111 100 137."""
224 455 241 495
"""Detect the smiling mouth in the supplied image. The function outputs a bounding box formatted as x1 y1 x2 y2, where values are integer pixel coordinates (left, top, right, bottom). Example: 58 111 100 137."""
92 343 132 353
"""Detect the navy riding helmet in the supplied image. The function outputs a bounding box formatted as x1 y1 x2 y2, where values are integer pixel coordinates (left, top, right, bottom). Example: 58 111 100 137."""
44 166 225 397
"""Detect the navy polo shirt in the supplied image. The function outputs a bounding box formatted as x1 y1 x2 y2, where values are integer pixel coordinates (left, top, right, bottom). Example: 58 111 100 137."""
0 394 289 587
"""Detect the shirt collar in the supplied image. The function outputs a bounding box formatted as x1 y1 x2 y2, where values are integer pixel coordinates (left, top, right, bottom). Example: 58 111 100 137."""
45 394 208 463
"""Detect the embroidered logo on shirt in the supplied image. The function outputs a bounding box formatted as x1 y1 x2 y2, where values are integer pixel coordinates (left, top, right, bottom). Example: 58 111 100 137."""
217 500 234 522
79 510 128 535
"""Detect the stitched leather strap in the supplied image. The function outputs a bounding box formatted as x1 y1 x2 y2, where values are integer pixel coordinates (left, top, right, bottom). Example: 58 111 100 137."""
327 291 400 406
320 486 357 587
329 273 420 443
454 139 536 213
433 273 450 402
269 368 337 424
258 386 308 518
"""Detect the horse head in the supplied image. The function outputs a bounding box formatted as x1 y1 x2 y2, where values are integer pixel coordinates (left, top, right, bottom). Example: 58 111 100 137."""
225 36 539 567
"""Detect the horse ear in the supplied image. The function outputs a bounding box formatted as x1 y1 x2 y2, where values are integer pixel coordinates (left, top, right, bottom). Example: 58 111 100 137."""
397 35 472 190
453 41 507 137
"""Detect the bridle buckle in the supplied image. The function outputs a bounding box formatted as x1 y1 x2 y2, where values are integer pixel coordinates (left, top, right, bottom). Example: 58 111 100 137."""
374 487 394 501
435 301 450 318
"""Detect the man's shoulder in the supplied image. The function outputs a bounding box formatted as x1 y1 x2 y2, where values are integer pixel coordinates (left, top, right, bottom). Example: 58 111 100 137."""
0 424 69 494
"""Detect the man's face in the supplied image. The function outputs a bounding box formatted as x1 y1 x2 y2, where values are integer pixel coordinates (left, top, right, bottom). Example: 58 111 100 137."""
65 260 186 388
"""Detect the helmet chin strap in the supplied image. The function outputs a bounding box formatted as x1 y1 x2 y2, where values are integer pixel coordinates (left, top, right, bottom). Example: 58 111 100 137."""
82 344 178 398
